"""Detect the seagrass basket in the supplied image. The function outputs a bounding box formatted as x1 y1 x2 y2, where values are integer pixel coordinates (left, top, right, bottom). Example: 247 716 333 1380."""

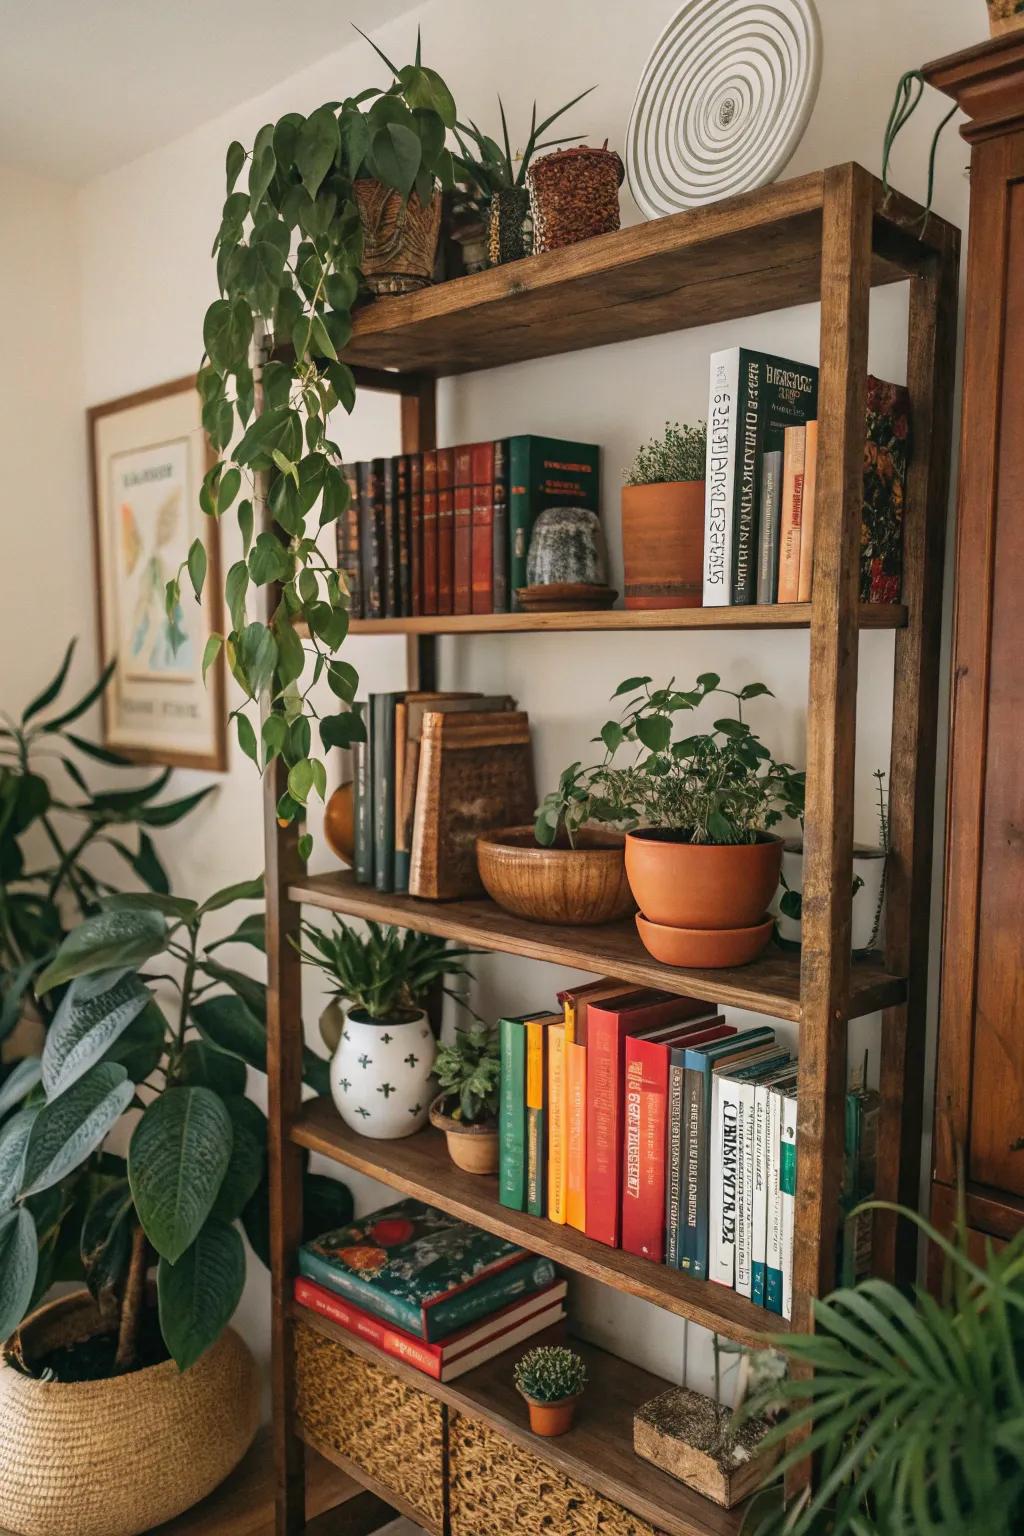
527 143 624 254
294 1320 446 1533
0 1290 259 1536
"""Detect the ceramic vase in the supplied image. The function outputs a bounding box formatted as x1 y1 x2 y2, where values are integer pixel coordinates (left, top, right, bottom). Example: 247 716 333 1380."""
776 842 887 953
329 1007 436 1139
353 180 441 294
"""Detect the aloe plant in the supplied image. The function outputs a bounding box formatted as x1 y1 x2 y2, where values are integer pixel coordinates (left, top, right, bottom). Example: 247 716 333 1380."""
453 88 595 197
293 916 475 1023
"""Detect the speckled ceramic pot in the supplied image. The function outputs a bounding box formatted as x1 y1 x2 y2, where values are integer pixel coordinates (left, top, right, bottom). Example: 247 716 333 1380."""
526 506 606 587
329 1007 436 1139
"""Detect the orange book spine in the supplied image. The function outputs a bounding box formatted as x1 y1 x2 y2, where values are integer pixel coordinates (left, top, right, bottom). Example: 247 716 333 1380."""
796 420 818 602
566 1039 587 1232
777 424 806 603
547 1023 568 1225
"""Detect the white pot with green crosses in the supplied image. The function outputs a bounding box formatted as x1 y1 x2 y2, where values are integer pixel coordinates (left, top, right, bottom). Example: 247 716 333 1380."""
327 1005 436 1139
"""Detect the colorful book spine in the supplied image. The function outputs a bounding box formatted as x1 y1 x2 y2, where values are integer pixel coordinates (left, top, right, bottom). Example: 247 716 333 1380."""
731 352 765 605
664 1054 686 1268
371 693 396 894
756 448 783 605
526 1016 550 1217
752 1082 770 1307
338 461 362 618
703 349 741 607
352 712 372 886
765 1083 785 1315
409 452 423 617
621 1036 670 1262
565 1033 587 1233
709 1071 743 1288
777 425 806 603
358 458 385 620
382 457 400 618
547 1023 568 1225
780 1089 798 1321
437 447 455 615
393 699 409 892
295 1276 442 1377
493 438 510 613
797 419 818 602
735 1076 758 1299
470 440 495 615
453 444 473 617
499 1014 528 1211
421 449 439 615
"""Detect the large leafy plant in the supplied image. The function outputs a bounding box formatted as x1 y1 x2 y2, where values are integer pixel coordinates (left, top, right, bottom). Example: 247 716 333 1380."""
181 34 457 851
535 674 804 848
295 916 475 1024
742 1201 1024 1536
0 881 348 1374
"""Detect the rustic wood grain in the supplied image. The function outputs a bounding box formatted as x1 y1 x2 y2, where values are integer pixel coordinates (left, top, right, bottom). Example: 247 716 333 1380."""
324 602 907 636
298 1428 440 1536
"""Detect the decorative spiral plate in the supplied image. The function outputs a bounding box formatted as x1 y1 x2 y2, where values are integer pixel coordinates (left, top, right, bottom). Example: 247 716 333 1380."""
625 0 822 217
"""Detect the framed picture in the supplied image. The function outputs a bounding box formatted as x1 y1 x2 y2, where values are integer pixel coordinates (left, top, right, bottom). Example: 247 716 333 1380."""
88 376 227 771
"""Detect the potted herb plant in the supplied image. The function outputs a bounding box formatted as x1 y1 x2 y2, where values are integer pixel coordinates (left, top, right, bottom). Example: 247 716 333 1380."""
621 421 707 610
294 917 475 1139
454 89 594 265
0 882 349 1536
429 1021 501 1174
513 1343 588 1436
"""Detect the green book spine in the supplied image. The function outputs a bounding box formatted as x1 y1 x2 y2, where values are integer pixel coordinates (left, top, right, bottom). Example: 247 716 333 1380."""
527 1106 546 1217
508 435 600 609
425 1255 556 1341
298 1247 422 1335
664 1057 686 1268
372 693 396 894
352 702 372 886
499 1017 527 1211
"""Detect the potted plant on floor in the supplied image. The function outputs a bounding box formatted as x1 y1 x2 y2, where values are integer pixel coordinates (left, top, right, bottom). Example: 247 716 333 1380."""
0 881 349 1536
294 917 476 1139
621 421 707 609
429 1021 501 1174
514 1343 588 1436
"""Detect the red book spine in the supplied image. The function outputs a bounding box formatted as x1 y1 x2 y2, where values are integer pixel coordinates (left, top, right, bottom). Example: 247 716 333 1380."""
422 449 438 615
453 444 473 616
437 448 455 615
621 1037 670 1262
410 453 423 617
294 1277 442 1378
471 441 495 614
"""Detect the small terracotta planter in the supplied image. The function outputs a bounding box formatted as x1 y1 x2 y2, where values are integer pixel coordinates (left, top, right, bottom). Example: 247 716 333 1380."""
354 179 442 294
429 1094 499 1174
476 826 635 926
622 480 705 609
625 830 782 932
519 1391 582 1437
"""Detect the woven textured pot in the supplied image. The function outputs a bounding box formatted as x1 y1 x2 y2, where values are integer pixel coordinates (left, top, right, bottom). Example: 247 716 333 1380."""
621 480 705 609
527 144 624 255
0 1291 259 1536
354 180 441 294
476 826 635 925
988 1 1024 35
488 187 532 264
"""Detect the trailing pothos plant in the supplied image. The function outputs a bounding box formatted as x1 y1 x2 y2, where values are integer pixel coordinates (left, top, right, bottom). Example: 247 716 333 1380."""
179 32 457 855
0 881 348 1373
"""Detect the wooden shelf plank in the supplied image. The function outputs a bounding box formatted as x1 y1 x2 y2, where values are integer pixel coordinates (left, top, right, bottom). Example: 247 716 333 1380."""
291 1097 784 1348
292 1309 748 1536
290 874 906 1023
340 603 907 636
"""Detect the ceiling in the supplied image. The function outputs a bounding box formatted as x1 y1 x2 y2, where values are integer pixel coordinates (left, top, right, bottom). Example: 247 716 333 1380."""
0 0 419 183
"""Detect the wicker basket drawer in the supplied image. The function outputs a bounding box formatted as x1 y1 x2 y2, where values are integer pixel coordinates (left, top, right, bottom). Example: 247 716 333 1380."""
294 1321 446 1533
449 1410 666 1535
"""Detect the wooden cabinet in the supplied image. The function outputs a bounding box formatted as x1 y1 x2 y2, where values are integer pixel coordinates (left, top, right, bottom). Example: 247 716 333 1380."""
926 33 1024 1245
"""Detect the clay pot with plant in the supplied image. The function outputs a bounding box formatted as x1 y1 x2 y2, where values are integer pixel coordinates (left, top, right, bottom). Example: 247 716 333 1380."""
514 1343 588 1436
0 882 350 1536
295 917 476 1140
430 1022 501 1174
621 421 707 610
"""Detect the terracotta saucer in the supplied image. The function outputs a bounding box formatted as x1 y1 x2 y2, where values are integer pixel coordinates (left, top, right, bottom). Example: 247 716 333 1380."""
636 912 774 969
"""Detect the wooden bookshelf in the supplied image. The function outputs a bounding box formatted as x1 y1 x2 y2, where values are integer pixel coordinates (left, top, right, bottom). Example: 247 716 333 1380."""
263 162 960 1534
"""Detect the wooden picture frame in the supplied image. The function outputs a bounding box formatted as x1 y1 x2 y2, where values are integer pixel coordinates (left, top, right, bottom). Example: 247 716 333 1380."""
88 375 227 772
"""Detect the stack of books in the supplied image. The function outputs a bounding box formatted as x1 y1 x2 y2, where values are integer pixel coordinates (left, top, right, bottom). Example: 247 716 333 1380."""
295 1197 567 1383
338 436 600 618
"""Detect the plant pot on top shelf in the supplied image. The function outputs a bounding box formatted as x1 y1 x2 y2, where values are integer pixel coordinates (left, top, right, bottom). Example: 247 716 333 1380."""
621 422 707 610
527 142 624 255
429 1023 501 1174
988 1 1024 35
513 1345 588 1437
476 826 635 926
354 180 443 295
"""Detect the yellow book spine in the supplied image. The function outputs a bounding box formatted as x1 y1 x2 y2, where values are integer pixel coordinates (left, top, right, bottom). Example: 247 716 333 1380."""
563 994 577 1044
526 1020 546 1109
548 1024 567 1224
566 1039 587 1232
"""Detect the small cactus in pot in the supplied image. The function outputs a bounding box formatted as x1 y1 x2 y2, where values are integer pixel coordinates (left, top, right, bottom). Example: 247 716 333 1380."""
514 1344 588 1436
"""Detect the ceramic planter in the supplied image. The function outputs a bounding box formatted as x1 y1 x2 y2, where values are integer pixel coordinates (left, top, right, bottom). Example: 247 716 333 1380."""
0 1291 258 1536
621 480 705 609
626 830 782 968
329 1007 436 1139
353 180 441 294
488 187 532 264
776 841 887 953
519 1390 582 1437
988 1 1024 36
476 826 635 926
429 1094 499 1174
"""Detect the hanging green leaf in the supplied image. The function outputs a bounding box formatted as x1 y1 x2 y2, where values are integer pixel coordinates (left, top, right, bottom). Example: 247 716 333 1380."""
128 1086 233 1263
36 908 167 994
0 1207 38 1342
21 1062 134 1197
42 970 151 1098
158 1217 246 1371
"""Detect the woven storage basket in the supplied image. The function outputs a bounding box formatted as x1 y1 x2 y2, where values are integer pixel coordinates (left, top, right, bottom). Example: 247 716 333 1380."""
294 1320 446 1532
448 1410 667 1535
527 144 624 255
0 1290 259 1536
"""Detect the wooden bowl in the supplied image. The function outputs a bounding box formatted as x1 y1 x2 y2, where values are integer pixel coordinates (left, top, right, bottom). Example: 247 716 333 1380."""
476 826 635 926
635 913 774 969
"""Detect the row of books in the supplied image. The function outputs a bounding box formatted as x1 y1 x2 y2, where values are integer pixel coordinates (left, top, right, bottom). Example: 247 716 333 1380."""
337 435 600 619
499 981 878 1320
702 347 910 608
351 691 534 897
294 1197 566 1383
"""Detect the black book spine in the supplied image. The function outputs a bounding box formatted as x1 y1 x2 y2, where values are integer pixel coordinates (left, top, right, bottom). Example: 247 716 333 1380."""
338 462 362 618
732 354 764 605
382 458 399 619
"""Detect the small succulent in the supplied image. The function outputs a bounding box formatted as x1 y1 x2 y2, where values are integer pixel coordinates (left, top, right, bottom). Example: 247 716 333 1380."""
514 1345 588 1403
433 1023 500 1124
624 421 707 487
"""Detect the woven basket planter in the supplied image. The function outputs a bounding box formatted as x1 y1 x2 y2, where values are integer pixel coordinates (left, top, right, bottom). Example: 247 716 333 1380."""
0 1290 259 1536
527 144 624 255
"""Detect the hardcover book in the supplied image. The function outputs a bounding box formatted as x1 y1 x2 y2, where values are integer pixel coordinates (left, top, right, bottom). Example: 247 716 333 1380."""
499 1010 550 1212
493 438 510 613
299 1198 556 1342
453 444 473 616
437 447 455 615
777 425 806 604
397 453 412 617
371 693 404 894
398 693 507 875
422 448 439 615
409 452 423 617
559 979 627 1235
547 1022 568 1224
709 1047 789 1290
352 703 372 887
755 448 783 606
508 435 600 607
665 1021 736 1267
338 461 362 618
526 1013 560 1218
382 456 400 618
358 458 386 620
797 420 818 602
470 440 496 615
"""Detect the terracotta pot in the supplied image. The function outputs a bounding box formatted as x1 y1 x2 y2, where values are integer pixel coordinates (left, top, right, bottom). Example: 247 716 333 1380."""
621 480 705 609
520 1390 582 1437
988 2 1024 36
354 180 441 295
636 913 774 969
429 1094 499 1174
0 1291 259 1536
476 826 635 926
323 782 355 865
625 830 783 930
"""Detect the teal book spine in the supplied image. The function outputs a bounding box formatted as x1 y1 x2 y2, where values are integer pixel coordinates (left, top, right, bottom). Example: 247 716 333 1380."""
372 693 396 894
526 1107 546 1218
352 704 373 887
298 1247 421 1335
425 1256 556 1340
499 1017 527 1211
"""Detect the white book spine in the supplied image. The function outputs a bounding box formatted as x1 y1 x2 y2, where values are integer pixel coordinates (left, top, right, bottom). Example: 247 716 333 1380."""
709 1073 741 1288
765 1087 784 1314
780 1092 799 1321
703 348 741 605
752 1083 770 1307
734 1077 757 1298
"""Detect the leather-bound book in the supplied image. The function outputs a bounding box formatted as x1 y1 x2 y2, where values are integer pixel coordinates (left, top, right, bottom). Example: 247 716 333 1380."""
437 448 455 615
358 458 386 620
397 452 412 617
409 710 536 899
422 449 439 615
337 461 362 618
453 444 473 616
409 452 423 616
470 441 495 615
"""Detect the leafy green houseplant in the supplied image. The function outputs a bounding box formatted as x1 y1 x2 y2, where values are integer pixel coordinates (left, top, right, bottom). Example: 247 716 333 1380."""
430 1022 501 1176
184 35 457 854
742 1201 1024 1536
295 917 475 1141
624 420 707 487
621 421 709 612
514 1343 588 1435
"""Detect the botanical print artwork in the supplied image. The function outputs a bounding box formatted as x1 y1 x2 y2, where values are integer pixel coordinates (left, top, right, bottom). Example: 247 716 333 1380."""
111 437 194 682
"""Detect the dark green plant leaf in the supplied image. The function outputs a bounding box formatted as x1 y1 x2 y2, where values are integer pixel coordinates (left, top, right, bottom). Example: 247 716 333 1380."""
302 1171 354 1241
203 296 253 373
21 640 76 724
199 876 264 915
0 1057 42 1120
40 659 116 734
43 970 151 1097
295 106 340 196
21 1062 134 1197
137 785 216 828
192 995 266 1071
128 1086 233 1263
225 140 246 194
241 1177 270 1267
36 909 167 994
206 913 266 954
157 1217 245 1371
199 959 266 1020
105 997 167 1084
80 1179 134 1303
0 1206 38 1341
369 122 422 199
0 1107 39 1210
176 1040 246 1097
211 1096 265 1221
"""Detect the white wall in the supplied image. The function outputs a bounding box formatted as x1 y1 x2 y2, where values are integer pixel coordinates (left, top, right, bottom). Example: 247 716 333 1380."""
12 0 982 1398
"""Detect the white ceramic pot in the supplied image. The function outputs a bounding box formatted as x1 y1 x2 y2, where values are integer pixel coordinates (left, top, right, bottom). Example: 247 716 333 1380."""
776 842 887 953
329 1007 436 1139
